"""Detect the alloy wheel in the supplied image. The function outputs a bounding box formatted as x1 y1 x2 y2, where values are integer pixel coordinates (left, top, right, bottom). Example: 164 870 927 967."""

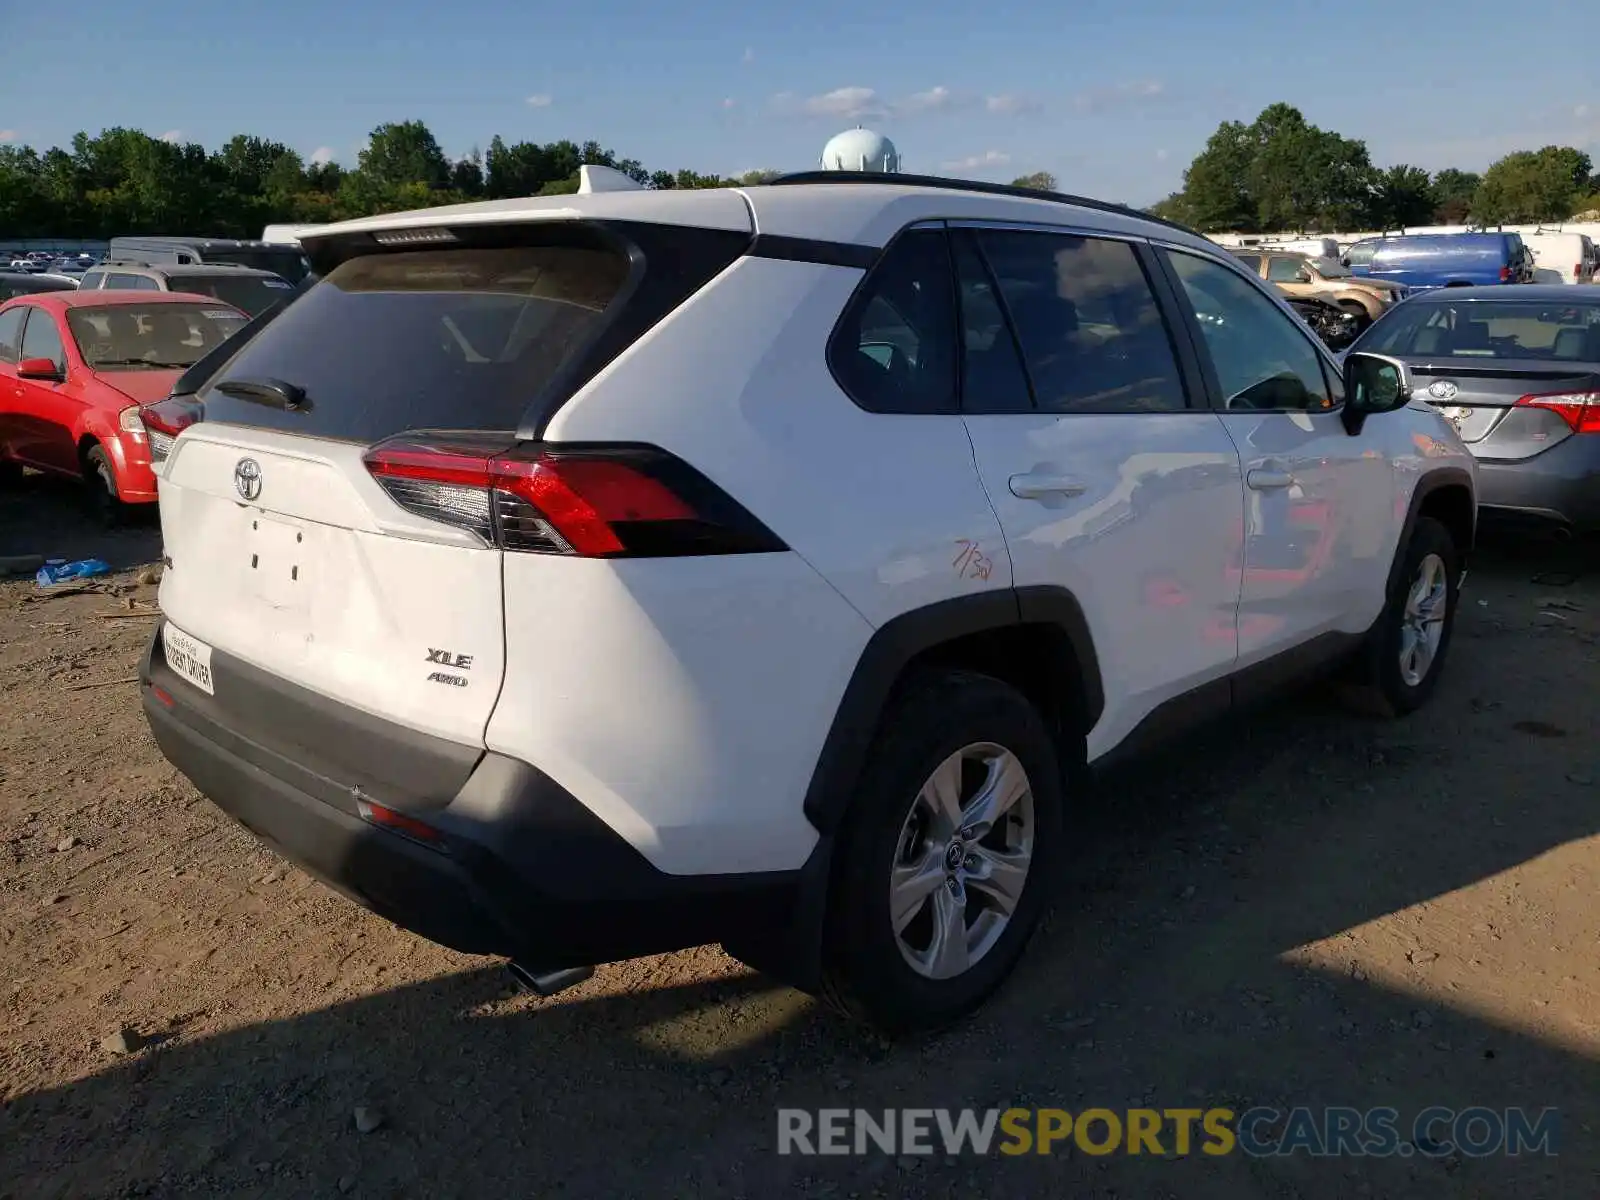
889 743 1036 981
1399 551 1448 687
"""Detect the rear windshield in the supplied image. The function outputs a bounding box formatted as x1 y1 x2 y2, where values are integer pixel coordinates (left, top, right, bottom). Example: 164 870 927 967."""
67 303 251 371
1360 299 1600 361
167 273 295 316
198 244 630 440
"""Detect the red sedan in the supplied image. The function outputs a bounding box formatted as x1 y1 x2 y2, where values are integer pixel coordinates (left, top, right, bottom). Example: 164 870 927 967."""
0 291 248 519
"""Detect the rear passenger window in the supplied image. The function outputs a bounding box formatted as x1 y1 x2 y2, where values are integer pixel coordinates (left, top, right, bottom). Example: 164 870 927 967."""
830 228 958 414
107 273 148 289
952 231 1033 414
974 229 1188 413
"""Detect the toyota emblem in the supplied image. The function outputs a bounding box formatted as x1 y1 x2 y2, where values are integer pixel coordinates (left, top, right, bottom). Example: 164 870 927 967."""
234 458 262 502
1426 381 1458 401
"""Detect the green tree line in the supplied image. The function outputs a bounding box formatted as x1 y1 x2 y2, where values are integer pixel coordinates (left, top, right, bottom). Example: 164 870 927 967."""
1147 103 1600 233
0 119 781 239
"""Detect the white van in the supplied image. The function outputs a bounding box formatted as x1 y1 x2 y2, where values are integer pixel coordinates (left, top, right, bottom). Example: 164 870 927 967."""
1521 231 1596 284
1210 233 1342 259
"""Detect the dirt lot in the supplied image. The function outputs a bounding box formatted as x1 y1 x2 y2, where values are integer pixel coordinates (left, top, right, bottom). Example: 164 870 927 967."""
2 478 1598 1199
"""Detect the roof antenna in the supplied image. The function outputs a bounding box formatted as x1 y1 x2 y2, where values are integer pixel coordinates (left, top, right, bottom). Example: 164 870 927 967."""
577 164 645 194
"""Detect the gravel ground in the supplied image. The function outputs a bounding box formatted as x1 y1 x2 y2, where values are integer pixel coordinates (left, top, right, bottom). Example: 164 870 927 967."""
2 477 1598 1199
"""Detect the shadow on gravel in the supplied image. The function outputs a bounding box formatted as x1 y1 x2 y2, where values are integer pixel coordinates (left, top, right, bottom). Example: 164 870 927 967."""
0 475 161 572
3 535 1596 1198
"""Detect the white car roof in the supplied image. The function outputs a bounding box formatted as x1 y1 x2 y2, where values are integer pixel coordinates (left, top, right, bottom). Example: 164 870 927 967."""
299 178 1216 256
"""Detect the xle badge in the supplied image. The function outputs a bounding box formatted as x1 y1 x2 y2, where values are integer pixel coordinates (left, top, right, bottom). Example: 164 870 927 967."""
426 647 473 688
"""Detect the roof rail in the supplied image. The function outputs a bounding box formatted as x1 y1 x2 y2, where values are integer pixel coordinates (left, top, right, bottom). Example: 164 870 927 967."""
766 171 1200 237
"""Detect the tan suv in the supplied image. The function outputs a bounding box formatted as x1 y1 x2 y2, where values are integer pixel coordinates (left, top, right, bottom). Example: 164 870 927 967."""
1233 250 1406 329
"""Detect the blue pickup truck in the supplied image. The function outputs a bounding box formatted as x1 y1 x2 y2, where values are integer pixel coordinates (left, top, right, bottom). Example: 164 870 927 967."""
1344 232 1533 290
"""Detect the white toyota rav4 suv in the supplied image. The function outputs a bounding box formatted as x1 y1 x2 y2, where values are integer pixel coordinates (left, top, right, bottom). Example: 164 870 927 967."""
138 170 1476 1033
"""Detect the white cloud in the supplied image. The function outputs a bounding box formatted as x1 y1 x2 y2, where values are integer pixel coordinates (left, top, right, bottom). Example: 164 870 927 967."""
0 129 16 142
742 46 755 64
1155 147 1169 162
1073 80 1165 113
799 86 887 121
785 84 977 122
525 93 553 108
310 146 336 165
985 93 1042 116
900 86 960 115
722 97 737 110
1577 104 1591 119
942 150 1011 172
159 130 185 143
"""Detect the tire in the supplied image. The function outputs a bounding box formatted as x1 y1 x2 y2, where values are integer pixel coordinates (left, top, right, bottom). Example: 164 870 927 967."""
1337 301 1373 331
1345 515 1460 717
84 444 129 526
819 669 1066 1034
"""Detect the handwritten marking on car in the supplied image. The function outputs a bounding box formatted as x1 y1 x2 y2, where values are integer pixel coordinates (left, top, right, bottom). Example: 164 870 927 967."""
952 540 994 582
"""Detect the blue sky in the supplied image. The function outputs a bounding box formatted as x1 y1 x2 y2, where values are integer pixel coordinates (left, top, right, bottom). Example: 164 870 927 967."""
3 0 1596 204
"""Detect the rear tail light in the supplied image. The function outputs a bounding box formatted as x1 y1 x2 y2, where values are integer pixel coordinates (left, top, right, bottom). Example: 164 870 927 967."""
1498 266 1511 282
362 436 788 557
1515 391 1600 434
140 397 205 465
1576 264 1584 279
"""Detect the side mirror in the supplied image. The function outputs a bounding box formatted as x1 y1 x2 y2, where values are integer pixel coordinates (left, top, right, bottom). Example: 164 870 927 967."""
17 356 63 382
1341 352 1410 435
1295 270 1313 283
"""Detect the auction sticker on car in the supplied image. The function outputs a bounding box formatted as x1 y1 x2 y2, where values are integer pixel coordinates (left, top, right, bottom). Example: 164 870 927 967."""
163 623 214 696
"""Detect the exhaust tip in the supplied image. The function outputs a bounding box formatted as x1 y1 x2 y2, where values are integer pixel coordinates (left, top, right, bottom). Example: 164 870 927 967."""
507 961 594 998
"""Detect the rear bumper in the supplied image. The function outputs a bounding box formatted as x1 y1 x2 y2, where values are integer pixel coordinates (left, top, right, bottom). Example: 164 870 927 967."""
1474 436 1600 531
138 626 801 968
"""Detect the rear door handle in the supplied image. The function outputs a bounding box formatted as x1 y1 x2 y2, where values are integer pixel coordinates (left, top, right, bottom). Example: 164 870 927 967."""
1246 468 1295 490
1008 472 1087 500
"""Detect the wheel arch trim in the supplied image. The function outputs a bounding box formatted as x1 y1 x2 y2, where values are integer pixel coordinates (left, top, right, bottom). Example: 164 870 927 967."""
800 585 1102 837
1388 467 1475 597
